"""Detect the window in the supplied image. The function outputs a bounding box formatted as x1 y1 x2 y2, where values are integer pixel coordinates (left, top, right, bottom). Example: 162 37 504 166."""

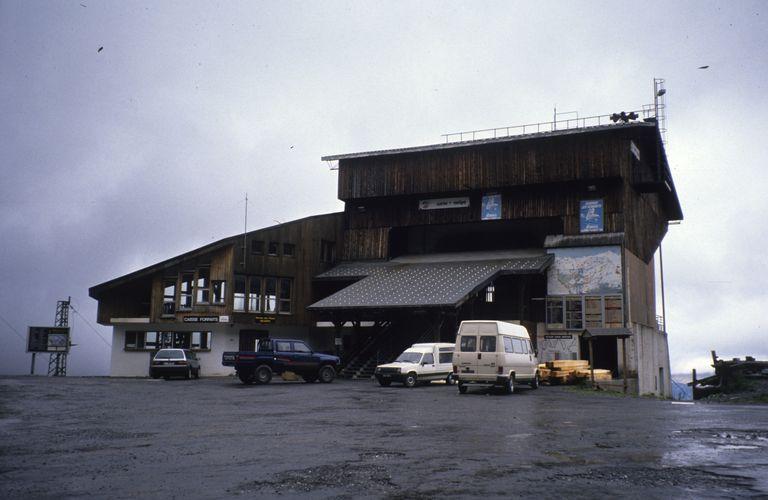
179 273 194 310
233 276 246 312
196 268 210 304
162 281 176 316
503 336 514 353
604 295 623 328
321 240 336 263
145 331 158 349
565 296 583 329
485 283 495 303
439 352 453 363
191 331 209 350
124 331 210 351
268 241 279 256
292 342 311 353
248 277 262 312
479 336 496 352
264 278 277 313
546 298 564 329
584 296 602 328
278 278 292 314
459 336 477 352
423 353 434 365
212 280 226 305
283 243 295 257
513 338 525 354
275 340 291 352
251 240 264 255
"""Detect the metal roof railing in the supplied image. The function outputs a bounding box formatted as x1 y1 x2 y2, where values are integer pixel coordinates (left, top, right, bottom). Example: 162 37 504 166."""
441 106 657 143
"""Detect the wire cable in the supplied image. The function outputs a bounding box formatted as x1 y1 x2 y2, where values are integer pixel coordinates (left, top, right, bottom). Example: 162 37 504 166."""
68 302 112 348
0 311 26 343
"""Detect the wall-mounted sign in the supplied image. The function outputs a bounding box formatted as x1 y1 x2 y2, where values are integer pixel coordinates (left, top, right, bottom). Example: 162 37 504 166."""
544 334 573 340
182 316 220 323
27 326 70 353
579 199 604 233
481 194 502 220
254 315 276 325
418 197 469 210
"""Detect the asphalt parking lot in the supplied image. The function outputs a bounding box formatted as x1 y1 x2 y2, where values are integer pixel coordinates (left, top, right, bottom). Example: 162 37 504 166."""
1 376 767 499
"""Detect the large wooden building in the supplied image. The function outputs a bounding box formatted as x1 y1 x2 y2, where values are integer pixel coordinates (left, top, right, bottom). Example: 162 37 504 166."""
90 118 681 396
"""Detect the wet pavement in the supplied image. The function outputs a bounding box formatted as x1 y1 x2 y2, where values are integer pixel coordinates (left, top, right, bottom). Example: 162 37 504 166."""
0 376 766 499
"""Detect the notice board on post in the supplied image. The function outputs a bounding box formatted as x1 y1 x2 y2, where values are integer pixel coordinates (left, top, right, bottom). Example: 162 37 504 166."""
27 326 70 353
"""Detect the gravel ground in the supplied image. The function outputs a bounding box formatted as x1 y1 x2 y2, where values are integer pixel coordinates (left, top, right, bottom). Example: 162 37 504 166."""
1 376 767 499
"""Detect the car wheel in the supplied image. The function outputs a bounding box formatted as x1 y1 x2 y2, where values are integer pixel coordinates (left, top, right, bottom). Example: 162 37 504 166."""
445 374 455 385
194 367 201 380
530 372 539 390
504 375 515 395
163 376 170 381
318 365 336 383
255 365 273 384
404 373 417 388
458 382 467 394
377 377 391 387
184 368 191 380
238 370 254 385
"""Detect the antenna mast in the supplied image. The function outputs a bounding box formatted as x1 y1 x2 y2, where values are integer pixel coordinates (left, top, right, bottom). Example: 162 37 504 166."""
242 193 248 269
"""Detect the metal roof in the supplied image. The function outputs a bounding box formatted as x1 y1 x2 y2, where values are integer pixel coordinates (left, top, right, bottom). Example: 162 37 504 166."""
321 122 655 162
308 254 552 310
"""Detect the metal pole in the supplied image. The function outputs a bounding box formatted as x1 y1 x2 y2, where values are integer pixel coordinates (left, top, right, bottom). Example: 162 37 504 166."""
622 337 628 394
659 242 666 332
589 339 595 388
30 352 36 375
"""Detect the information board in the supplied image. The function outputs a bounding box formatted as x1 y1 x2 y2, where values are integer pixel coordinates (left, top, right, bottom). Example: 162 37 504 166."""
27 326 70 352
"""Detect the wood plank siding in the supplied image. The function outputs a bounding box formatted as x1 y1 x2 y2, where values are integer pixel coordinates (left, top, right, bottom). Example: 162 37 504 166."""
338 134 628 201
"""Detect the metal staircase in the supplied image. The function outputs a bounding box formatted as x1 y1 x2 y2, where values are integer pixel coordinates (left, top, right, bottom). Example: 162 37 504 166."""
342 320 442 380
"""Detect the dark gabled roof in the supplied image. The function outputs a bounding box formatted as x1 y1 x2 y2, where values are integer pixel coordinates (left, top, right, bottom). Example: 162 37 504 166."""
308 253 553 311
322 122 655 161
89 212 343 299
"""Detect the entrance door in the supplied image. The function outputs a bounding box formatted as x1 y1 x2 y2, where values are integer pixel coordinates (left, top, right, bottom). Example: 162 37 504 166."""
580 336 619 375
239 330 268 351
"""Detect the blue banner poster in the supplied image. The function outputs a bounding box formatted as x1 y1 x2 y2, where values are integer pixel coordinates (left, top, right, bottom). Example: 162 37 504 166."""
481 194 501 220
580 199 604 233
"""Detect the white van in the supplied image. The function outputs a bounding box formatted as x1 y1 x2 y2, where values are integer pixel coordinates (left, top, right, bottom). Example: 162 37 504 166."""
374 343 455 387
453 321 539 394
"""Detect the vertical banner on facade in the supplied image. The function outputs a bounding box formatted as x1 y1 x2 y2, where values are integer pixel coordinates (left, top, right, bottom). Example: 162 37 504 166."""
580 199 604 233
481 194 501 220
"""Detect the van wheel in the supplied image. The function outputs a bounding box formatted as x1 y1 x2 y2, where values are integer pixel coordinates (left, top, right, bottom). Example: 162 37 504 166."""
318 365 336 383
404 373 417 388
255 365 273 384
445 374 455 385
530 372 539 390
504 375 515 395
458 383 467 394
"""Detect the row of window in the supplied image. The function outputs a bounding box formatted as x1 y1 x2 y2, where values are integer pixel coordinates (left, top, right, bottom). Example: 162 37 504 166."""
459 335 534 355
251 240 295 257
162 271 294 316
233 276 292 314
546 295 623 330
125 331 212 351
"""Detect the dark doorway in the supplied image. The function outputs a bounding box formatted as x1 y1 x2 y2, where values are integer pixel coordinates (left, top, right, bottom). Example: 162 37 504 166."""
580 336 619 375
239 330 268 351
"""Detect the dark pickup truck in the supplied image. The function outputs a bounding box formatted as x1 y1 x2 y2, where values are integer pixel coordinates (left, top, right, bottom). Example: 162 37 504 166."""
222 338 340 385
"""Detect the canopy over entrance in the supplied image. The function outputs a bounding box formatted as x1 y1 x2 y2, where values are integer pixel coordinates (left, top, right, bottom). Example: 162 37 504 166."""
308 251 553 311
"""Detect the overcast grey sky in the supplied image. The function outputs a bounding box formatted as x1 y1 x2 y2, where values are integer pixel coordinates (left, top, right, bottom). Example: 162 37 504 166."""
1 1 766 376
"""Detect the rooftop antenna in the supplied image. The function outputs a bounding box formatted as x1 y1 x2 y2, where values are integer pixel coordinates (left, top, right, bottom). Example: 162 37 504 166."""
653 78 667 145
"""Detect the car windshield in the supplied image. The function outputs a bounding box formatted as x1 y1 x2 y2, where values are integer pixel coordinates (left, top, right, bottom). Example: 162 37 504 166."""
154 349 185 360
394 352 422 364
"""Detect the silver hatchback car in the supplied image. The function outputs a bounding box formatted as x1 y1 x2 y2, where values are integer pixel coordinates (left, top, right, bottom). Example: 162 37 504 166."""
150 349 201 380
